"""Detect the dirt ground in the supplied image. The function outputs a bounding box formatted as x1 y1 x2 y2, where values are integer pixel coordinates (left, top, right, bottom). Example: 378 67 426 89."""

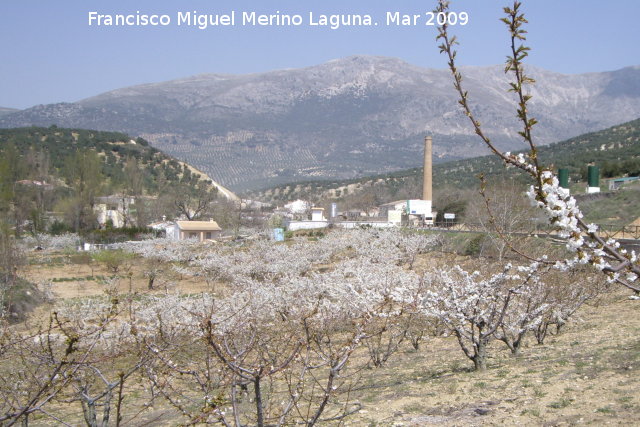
22 252 215 299
18 250 640 426
345 292 640 426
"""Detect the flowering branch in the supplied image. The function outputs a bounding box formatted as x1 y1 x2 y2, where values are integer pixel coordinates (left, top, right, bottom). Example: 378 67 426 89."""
436 0 640 292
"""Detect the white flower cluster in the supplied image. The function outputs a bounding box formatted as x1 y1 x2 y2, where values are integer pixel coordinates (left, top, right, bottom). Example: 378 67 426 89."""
504 152 537 173
116 238 201 263
21 233 81 251
522 168 639 287
525 171 582 243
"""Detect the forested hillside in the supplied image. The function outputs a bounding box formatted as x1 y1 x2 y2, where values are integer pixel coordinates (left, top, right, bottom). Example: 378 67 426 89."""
248 118 640 205
0 126 208 192
0 126 218 234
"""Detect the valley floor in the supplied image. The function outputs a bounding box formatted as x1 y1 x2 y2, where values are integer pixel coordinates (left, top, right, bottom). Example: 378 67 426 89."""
17 249 640 426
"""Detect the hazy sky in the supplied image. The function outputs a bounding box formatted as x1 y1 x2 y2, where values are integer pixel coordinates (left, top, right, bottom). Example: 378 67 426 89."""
1 0 639 109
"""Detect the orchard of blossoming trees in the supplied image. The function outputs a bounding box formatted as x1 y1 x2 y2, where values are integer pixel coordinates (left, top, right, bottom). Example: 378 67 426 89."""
2 2 638 425
0 227 610 425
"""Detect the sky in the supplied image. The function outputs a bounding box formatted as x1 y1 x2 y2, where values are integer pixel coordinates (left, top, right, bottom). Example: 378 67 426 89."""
1 0 639 109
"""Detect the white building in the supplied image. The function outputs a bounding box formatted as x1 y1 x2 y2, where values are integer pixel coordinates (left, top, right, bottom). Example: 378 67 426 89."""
175 220 222 241
311 207 326 222
150 219 223 241
95 195 135 228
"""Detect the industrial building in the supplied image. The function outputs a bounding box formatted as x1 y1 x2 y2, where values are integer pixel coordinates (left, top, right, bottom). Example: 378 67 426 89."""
284 135 436 231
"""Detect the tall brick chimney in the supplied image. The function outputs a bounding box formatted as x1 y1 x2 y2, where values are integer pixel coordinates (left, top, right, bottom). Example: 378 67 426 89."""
423 136 432 201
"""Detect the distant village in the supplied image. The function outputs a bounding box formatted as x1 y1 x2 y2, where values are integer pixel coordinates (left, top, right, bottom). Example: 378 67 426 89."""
82 137 435 244
87 135 639 245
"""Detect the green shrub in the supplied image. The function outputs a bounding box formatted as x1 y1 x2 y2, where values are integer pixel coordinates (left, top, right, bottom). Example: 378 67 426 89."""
92 249 134 274
69 252 92 265
463 234 485 257
49 220 73 235
2 277 44 323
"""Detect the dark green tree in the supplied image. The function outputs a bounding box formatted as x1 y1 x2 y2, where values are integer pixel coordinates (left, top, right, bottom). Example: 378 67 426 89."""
62 149 104 231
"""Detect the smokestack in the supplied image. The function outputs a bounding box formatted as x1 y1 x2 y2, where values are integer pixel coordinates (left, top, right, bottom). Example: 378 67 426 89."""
423 136 432 201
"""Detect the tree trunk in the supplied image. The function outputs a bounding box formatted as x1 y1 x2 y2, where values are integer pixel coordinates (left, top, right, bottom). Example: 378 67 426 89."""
254 376 264 427
81 398 98 427
535 322 549 345
472 354 487 371
100 389 112 427
511 333 525 356
472 337 489 371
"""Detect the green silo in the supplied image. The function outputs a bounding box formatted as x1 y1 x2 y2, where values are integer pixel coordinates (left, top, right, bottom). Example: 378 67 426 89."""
587 165 600 188
558 168 569 189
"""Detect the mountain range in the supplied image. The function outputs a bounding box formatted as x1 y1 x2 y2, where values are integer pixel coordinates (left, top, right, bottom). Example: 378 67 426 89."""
1 56 639 191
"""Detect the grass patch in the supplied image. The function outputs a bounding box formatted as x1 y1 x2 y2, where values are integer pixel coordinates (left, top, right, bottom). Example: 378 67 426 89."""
548 398 573 409
51 275 108 282
580 188 640 225
521 408 541 417
496 369 509 378
402 402 428 413
533 387 546 398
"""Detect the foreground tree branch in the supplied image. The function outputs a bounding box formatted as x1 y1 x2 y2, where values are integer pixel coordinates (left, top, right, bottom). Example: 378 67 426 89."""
436 0 640 292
